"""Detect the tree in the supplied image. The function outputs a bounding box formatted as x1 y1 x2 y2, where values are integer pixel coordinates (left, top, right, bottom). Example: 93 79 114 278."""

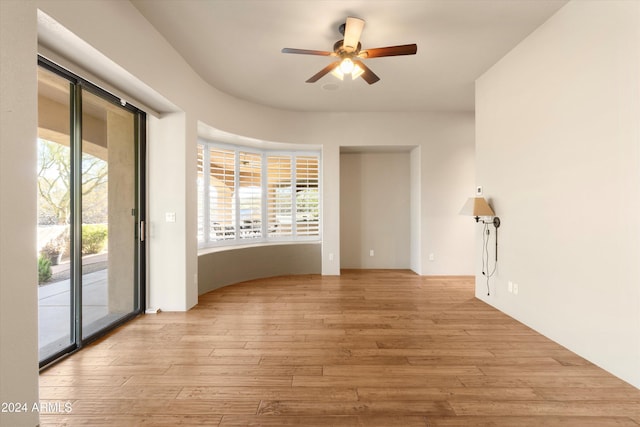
37 138 108 225
38 139 71 225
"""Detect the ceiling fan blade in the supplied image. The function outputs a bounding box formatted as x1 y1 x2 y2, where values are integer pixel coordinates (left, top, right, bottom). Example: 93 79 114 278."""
359 44 417 58
282 48 336 56
343 17 365 53
306 61 340 83
353 60 380 85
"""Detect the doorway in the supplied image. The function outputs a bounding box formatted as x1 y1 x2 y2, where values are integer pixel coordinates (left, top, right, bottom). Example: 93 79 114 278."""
36 57 146 366
339 149 412 269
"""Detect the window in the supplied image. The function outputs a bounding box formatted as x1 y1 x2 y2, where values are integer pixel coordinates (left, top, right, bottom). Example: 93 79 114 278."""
209 147 236 241
198 141 320 247
295 156 320 236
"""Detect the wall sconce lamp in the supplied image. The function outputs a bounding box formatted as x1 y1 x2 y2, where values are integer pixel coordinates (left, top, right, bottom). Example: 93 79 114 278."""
459 197 501 228
460 197 501 295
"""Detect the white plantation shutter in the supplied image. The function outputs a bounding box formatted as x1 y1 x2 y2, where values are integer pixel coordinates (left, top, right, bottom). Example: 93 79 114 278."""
197 145 205 243
209 147 235 241
295 156 320 237
197 141 320 247
238 151 262 239
267 155 293 237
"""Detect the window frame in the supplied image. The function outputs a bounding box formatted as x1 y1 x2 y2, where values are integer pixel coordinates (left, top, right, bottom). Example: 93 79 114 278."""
198 139 321 248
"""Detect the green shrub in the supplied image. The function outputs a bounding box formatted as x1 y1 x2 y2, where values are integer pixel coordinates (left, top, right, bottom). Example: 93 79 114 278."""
82 224 108 255
38 255 52 283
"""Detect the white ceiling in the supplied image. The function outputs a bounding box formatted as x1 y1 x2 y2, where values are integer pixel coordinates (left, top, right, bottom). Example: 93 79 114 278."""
131 0 566 113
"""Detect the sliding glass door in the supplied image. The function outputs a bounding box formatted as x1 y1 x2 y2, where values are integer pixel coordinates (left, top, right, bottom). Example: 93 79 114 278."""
37 67 73 360
37 57 145 365
80 90 138 339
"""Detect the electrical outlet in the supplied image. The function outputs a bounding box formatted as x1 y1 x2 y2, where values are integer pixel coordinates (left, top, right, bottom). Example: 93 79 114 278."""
428 253 435 261
328 253 334 261
369 249 374 257
513 283 519 295
165 212 176 223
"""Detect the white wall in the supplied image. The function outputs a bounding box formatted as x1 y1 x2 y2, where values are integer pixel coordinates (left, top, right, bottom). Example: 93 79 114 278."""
410 147 422 274
147 113 198 311
340 151 411 269
0 1 41 426
303 112 476 275
476 0 640 388
418 113 476 275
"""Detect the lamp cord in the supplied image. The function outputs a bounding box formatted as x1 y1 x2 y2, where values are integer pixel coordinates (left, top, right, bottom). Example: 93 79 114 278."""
482 222 497 295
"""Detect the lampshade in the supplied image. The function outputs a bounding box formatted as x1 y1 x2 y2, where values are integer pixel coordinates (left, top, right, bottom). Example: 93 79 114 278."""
331 67 344 80
340 58 355 74
351 63 364 79
459 197 495 217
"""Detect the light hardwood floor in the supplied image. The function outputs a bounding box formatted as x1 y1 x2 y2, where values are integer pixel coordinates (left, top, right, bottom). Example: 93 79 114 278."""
40 270 640 426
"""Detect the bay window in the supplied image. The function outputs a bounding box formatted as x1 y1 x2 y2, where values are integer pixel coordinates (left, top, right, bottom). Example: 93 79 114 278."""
198 141 320 247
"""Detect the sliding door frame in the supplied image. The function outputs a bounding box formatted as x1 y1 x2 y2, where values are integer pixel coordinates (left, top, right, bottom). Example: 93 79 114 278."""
38 55 146 369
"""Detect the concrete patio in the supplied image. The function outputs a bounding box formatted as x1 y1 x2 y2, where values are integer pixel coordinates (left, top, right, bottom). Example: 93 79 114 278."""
38 254 132 360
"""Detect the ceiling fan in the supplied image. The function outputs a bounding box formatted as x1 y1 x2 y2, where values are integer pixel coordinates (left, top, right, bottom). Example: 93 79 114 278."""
282 17 417 85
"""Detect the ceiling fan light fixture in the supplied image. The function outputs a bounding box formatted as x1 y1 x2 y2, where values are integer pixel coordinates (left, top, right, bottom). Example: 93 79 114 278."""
282 16 417 84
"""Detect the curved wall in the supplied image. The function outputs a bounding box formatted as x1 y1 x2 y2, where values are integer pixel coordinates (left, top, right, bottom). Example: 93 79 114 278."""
198 243 321 294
